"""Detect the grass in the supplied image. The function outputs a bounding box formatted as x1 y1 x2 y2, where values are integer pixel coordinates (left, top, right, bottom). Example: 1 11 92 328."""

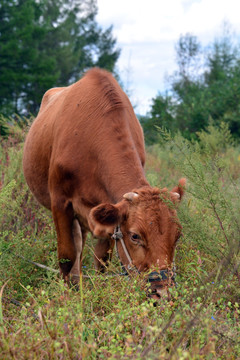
0 119 239 359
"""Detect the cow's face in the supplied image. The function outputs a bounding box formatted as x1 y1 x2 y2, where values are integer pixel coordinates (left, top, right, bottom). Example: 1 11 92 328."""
89 179 186 299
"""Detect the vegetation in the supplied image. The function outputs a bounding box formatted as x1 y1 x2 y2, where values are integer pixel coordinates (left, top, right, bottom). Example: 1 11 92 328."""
0 0 120 116
1 5 240 356
142 27 240 143
0 120 239 359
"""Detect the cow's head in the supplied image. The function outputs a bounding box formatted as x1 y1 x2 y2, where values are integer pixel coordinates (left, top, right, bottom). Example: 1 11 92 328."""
89 178 186 299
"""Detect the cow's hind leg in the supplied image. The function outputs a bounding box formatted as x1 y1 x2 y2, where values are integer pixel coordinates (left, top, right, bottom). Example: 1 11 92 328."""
94 238 115 272
69 219 82 286
69 219 87 287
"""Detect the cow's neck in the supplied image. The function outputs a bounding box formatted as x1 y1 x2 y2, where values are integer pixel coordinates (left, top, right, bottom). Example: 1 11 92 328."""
94 130 149 202
98 156 149 203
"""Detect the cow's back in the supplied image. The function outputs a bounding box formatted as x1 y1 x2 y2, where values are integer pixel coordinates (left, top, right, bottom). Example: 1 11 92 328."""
23 68 146 211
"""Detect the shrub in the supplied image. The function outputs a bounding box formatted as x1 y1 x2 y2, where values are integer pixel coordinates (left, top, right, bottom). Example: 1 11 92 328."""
0 123 239 358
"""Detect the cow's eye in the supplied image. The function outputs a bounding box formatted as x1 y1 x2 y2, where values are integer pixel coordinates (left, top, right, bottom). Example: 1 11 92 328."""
130 233 141 243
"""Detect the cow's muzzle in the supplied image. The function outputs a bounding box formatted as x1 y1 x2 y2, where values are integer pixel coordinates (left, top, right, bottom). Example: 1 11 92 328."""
147 269 176 300
113 226 176 300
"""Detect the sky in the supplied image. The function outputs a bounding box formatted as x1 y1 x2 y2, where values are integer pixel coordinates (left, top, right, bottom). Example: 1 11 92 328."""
96 0 240 115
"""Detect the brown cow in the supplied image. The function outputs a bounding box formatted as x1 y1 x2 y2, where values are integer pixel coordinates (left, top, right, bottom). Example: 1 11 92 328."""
23 68 185 299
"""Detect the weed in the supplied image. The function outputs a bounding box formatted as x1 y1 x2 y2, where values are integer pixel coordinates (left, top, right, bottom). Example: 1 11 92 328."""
0 123 239 358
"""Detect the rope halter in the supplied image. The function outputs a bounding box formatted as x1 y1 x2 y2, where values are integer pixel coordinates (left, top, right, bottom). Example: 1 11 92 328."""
112 225 176 291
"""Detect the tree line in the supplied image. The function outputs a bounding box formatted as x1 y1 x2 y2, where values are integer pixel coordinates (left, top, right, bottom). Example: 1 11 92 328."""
141 27 240 143
0 0 119 118
1 3 240 143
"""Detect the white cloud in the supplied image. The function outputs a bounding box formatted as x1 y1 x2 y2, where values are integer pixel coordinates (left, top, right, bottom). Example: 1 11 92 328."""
97 0 240 114
98 0 184 43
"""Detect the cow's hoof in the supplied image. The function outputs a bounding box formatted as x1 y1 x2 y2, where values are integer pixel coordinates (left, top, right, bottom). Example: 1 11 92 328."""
69 274 80 291
59 260 73 276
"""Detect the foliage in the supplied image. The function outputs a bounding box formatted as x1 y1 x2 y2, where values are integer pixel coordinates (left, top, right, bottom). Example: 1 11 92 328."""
140 95 175 145
0 0 120 117
153 124 240 266
0 115 9 137
174 33 202 82
142 26 240 143
0 123 239 358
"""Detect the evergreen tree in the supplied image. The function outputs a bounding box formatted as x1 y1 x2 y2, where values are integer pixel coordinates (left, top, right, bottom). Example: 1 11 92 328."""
0 0 120 116
0 0 58 115
144 28 240 142
141 95 175 144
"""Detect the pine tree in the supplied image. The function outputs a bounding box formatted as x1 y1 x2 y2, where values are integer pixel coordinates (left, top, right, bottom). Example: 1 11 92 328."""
144 28 240 141
0 0 120 116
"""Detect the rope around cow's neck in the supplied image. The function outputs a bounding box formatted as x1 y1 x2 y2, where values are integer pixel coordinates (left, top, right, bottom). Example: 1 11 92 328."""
112 225 176 284
17 227 176 285
112 225 138 272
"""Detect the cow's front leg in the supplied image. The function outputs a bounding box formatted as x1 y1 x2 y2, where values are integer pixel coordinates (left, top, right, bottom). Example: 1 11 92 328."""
51 197 76 282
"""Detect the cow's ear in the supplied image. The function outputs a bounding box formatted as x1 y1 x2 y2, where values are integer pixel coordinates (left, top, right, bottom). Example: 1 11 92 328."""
171 178 186 203
89 201 128 238
90 203 120 226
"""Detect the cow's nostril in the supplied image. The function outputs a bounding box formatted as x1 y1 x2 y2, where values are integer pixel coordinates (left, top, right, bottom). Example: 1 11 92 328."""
156 287 168 298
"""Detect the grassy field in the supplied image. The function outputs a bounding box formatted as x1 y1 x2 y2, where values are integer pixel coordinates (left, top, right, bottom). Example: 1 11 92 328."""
0 120 239 359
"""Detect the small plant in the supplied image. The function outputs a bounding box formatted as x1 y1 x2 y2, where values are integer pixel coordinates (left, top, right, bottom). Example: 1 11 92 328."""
0 122 239 358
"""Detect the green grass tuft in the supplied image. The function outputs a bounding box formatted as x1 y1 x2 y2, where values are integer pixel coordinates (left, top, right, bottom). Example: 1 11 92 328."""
0 122 239 359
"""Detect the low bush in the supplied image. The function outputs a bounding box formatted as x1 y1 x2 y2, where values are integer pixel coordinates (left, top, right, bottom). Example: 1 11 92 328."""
0 123 239 359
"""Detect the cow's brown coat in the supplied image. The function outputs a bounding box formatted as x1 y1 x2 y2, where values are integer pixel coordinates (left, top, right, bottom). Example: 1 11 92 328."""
23 68 185 291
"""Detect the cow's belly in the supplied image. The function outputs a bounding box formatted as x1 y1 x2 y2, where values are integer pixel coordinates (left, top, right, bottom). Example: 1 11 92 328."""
23 122 52 210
